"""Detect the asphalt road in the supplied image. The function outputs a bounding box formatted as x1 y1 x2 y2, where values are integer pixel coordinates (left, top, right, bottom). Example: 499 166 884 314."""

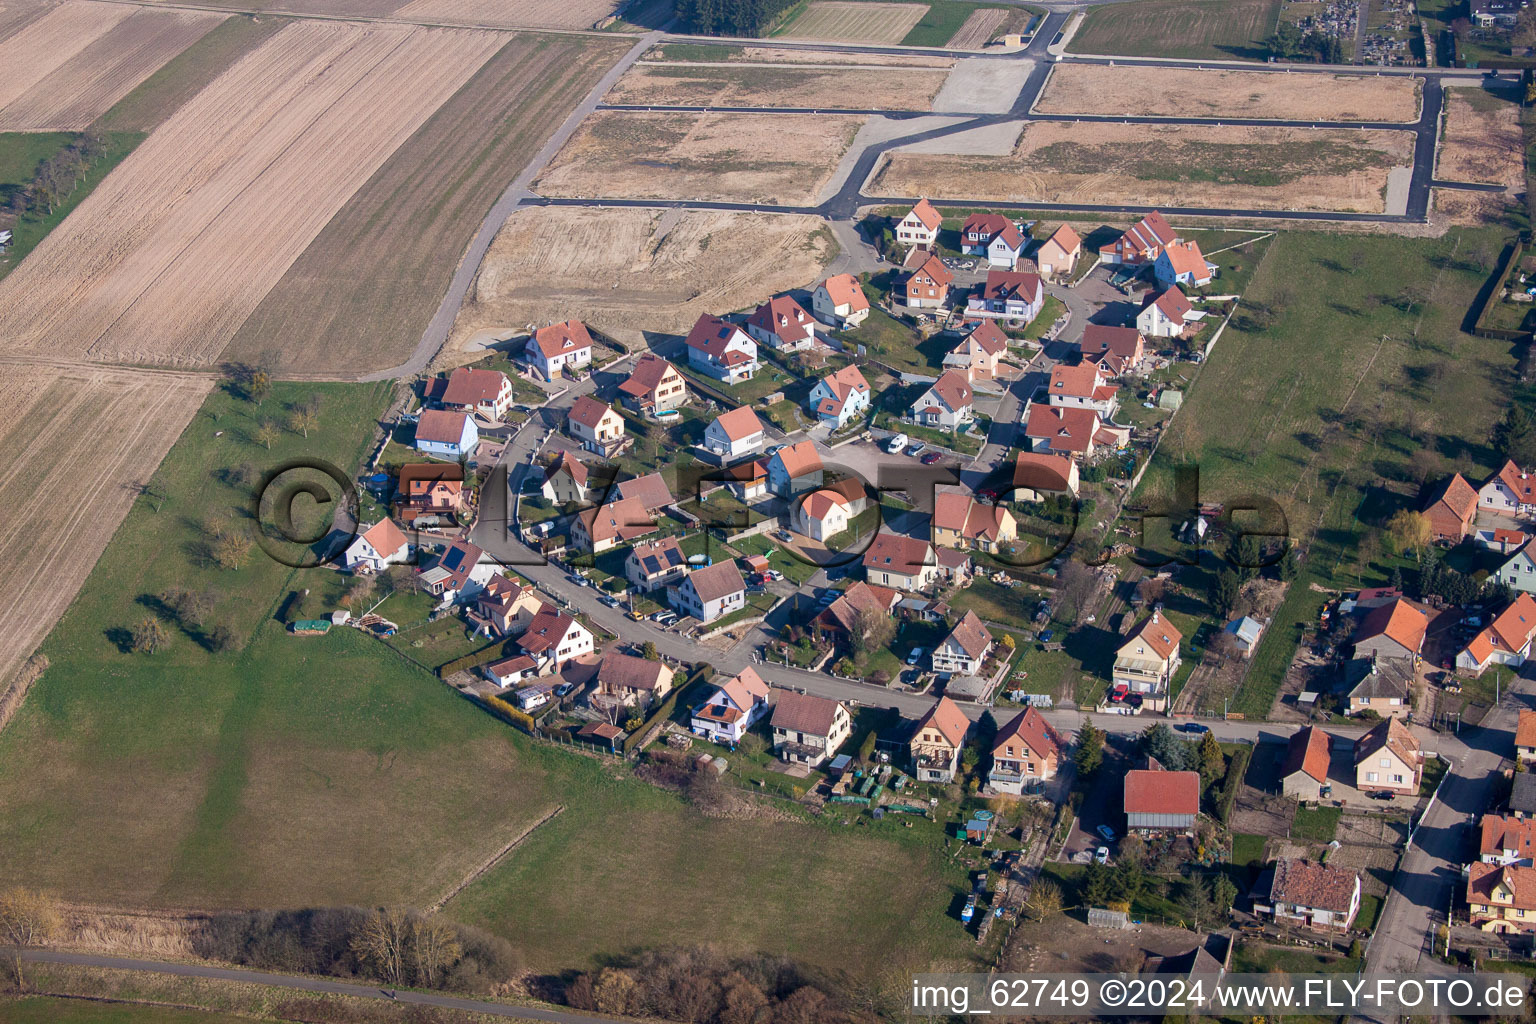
20 950 619 1024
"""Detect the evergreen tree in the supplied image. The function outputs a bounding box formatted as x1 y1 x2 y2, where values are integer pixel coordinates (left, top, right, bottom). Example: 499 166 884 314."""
1075 721 1105 775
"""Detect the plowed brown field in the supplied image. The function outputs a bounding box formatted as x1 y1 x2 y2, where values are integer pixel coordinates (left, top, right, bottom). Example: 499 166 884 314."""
0 7 225 131
0 1 134 111
0 21 508 368
605 63 949 109
0 366 208 688
394 0 621 27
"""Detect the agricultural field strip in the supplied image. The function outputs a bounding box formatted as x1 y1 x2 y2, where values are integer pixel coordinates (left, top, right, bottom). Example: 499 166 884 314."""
0 1 135 111
391 0 621 29
0 20 509 369
0 7 226 131
0 368 210 687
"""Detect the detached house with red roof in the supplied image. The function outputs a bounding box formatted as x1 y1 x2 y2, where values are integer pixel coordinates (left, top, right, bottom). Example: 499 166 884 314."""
1036 223 1082 281
685 314 759 384
1256 859 1361 933
910 370 974 431
806 363 871 428
414 409 479 459
541 451 591 505
418 539 495 603
1013 451 1079 500
565 396 626 455
906 252 953 309
1423 472 1479 543
1153 240 1215 289
767 440 824 498
896 197 942 248
702 405 765 459
989 707 1063 793
967 269 1044 322
863 531 939 592
1459 593 1536 675
932 610 994 676
812 581 901 645
1281 725 1333 800
932 490 1016 554
812 273 870 329
1518 710 1536 762
439 367 515 420
1113 612 1183 712
342 520 412 575
1350 598 1428 663
960 213 1015 255
517 607 595 675
1137 286 1200 338
1353 717 1422 795
1100 210 1180 265
395 463 465 523
793 478 868 542
618 354 687 416
909 696 970 783
1024 403 1126 459
1124 761 1200 831
1047 360 1118 417
943 321 1009 382
1480 461 1536 520
572 495 656 553
626 535 688 593
1081 324 1146 374
1481 813 1536 866
746 295 816 352
1468 862 1536 933
524 319 594 381
690 667 771 745
772 690 852 767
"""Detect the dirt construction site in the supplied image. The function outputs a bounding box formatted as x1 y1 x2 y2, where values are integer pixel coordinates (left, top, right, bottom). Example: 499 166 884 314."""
447 206 838 352
533 109 868 205
1034 64 1422 123
605 62 952 110
1436 86 1524 187
871 121 1416 213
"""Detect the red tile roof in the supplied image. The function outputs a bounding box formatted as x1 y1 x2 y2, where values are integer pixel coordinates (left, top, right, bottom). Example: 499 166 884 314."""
1270 858 1357 914
747 295 813 341
1144 286 1193 322
1353 598 1429 655
907 197 942 231
818 272 869 312
576 495 655 546
566 395 614 430
1160 240 1209 280
617 471 673 511
1049 360 1105 400
992 706 1062 763
921 369 973 412
913 695 970 749
771 689 844 735
1124 767 1200 816
530 319 593 360
1493 461 1536 505
415 409 471 445
1482 813 1536 859
1519 710 1536 749
1425 472 1479 525
772 440 823 479
441 367 508 408
1282 726 1331 785
961 213 1011 239
619 354 678 399
1013 451 1076 493
1469 862 1536 911
944 609 993 660
1042 223 1081 255
1024 403 1099 453
1353 717 1421 772
685 314 750 359
980 269 1042 304
910 252 954 288
710 405 764 443
862 531 935 577
358 519 408 558
1121 612 1182 660
1466 593 1536 667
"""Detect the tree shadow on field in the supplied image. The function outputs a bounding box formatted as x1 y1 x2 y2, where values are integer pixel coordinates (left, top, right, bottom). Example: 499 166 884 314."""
104 626 134 653
1215 43 1273 61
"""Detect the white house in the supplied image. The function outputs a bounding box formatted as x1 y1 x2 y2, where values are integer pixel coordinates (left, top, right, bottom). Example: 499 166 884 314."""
812 273 870 329
565 396 626 455
1099 210 1179 266
987 222 1028 270
896 198 941 248
1459 594 1536 675
1137 287 1198 338
702 406 765 459
806 364 871 428
960 213 1013 255
690 667 771 745
541 451 590 505
626 535 689 592
418 539 496 604
771 690 851 767
967 270 1043 322
414 409 479 459
515 606 595 673
1255 859 1360 933
671 561 747 623
931 610 993 676
1112 612 1182 712
767 441 823 498
793 478 867 542
524 319 594 381
685 314 759 384
1153 241 1214 288
1481 461 1536 520
745 295 816 351
484 654 539 690
342 519 412 574
438 367 515 419
1046 360 1117 417
910 370 974 431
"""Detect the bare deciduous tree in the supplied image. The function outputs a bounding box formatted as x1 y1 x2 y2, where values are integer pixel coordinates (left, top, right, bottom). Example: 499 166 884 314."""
351 907 410 985
0 886 60 991
409 914 461 988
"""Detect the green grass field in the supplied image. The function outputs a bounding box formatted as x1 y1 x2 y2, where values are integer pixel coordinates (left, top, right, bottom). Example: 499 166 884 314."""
0 998 253 1023
0 131 142 282
1289 804 1342 842
1069 0 1282 60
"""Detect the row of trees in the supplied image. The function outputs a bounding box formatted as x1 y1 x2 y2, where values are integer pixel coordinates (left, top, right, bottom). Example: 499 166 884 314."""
1264 21 1349 64
6 131 111 221
674 0 800 35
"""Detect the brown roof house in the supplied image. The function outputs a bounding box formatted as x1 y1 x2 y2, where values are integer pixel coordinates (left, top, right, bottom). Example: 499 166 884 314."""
905 251 953 310
671 561 746 624
1124 761 1200 831
541 451 591 505
1013 451 1080 500
618 354 687 416
1422 473 1479 544
909 696 971 783
812 581 901 645
595 651 674 709
771 690 852 767
685 313 759 385
1468 862 1536 933
395 463 466 523
746 294 816 352
690 666 771 745
1280 725 1332 800
625 536 689 593
909 370 974 431
863 531 940 593
806 363 871 428
943 321 1010 383
1100 210 1179 265
473 575 546 638
1080 324 1145 374
515 607 595 673
1350 598 1428 663
932 490 1016 554
1353 717 1422 796
566 396 626 456
931 610 994 676
1112 612 1183 713
1255 859 1360 932
988 707 1063 794
572 496 656 554
1136 286 1198 338
439 366 515 419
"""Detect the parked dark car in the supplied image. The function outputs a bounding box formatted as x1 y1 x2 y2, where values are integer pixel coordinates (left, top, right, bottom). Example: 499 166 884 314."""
921 452 943 465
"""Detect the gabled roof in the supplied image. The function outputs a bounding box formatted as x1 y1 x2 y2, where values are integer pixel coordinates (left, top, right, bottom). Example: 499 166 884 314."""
1041 222 1081 254
747 295 813 339
441 367 509 407
990 222 1024 252
1160 240 1209 279
1121 612 1182 660
943 609 993 660
1142 286 1193 322
1466 593 1536 667
818 272 869 312
1109 210 1178 254
802 478 866 522
1024 403 1099 453
1081 323 1143 360
518 606 583 655
530 319 594 359
1282 726 1330 785
814 581 900 635
715 666 770 711
917 370 973 413
1512 772 1536 814
618 471 673 511
1482 813 1536 859
910 252 954 287
1124 767 1200 816
1352 598 1429 655
961 212 1011 237
567 395 615 430
415 409 471 445
1013 451 1076 493
709 405 764 443
1270 858 1357 914
771 689 844 735
1344 656 1412 701
544 450 589 488
933 491 1011 542
980 269 1042 303
966 320 1009 355
1519 709 1536 749
576 495 656 545
1470 862 1536 910
913 695 970 748
619 354 678 398
1049 360 1106 399
1354 716 1421 770
1425 472 1479 524
684 561 745 603
597 651 670 692
862 531 936 577
357 519 409 558
685 314 751 359
816 364 870 415
905 197 942 231
772 440 823 479
630 535 686 577
397 463 462 491
992 706 1061 763
1491 460 1536 505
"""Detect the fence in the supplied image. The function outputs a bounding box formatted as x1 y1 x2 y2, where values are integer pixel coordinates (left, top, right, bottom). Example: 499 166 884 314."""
622 665 711 757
